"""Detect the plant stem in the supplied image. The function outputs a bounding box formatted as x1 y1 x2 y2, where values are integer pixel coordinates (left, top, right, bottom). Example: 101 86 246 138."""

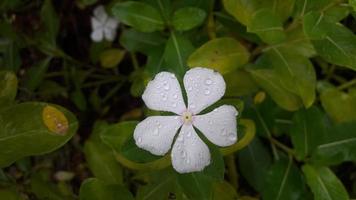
337 79 356 91
130 53 139 70
270 137 295 156
225 155 239 189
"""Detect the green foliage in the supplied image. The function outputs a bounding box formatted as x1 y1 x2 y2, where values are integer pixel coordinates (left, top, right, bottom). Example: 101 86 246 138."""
1 0 356 199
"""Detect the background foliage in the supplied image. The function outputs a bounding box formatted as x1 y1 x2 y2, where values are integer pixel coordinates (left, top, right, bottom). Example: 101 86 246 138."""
1 0 356 199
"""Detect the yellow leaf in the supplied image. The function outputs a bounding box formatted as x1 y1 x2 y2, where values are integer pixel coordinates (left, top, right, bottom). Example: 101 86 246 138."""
42 105 69 135
99 48 125 68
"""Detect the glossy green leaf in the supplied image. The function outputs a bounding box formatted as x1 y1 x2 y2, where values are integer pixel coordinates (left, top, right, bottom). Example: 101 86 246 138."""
262 157 305 200
320 88 356 123
224 69 259 96
266 48 316 108
172 7 207 31
0 102 78 167
112 1 164 32
302 165 349 200
238 137 272 192
101 121 159 162
188 37 250 74
249 68 303 111
295 0 349 19
24 57 51 91
311 121 356 165
119 29 165 54
212 181 238 200
177 172 213 200
0 71 17 108
290 106 325 160
84 122 123 184
163 32 194 77
304 11 356 71
248 9 286 44
79 178 134 200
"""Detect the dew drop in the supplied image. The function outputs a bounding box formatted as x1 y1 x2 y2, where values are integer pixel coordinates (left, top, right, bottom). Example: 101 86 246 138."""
180 150 187 158
190 104 196 109
228 134 237 141
170 74 175 79
186 131 192 137
164 84 170 91
137 137 142 144
174 116 179 120
205 78 212 85
187 86 193 91
204 89 210 95
177 137 183 142
186 158 191 164
208 120 213 125
173 94 178 99
221 128 228 136
172 102 177 108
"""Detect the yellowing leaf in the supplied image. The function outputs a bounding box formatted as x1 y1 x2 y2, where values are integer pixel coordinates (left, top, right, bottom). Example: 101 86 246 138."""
188 37 250 74
42 105 69 135
99 49 125 68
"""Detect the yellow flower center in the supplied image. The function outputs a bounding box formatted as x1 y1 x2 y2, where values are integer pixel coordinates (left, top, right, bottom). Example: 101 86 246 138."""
182 111 193 124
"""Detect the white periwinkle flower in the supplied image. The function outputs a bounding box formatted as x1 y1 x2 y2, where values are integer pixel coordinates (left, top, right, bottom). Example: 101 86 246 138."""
91 5 119 42
134 67 238 173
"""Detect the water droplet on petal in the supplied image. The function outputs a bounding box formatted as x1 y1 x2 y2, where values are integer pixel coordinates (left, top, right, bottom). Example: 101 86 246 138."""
173 94 178 99
187 86 193 91
177 137 183 142
181 150 187 158
186 131 192 137
174 116 179 120
205 78 212 85
137 137 142 144
170 74 175 79
172 102 177 108
221 128 228 136
228 134 237 141
186 158 191 164
190 104 196 109
164 84 170 91
208 120 213 125
204 89 210 95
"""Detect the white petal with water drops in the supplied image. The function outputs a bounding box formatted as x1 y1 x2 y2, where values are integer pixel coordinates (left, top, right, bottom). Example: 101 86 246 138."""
171 124 210 173
184 67 226 114
193 105 238 147
134 116 183 156
142 72 186 114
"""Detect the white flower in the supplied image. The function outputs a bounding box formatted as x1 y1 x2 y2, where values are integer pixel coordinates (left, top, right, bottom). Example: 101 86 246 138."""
134 67 238 173
91 5 119 42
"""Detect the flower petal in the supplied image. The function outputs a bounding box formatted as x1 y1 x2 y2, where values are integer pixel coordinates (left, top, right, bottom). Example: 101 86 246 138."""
134 116 182 156
184 67 226 114
91 17 102 30
93 5 108 22
91 29 103 42
171 124 210 173
104 27 116 41
106 18 119 29
193 105 238 147
142 72 186 114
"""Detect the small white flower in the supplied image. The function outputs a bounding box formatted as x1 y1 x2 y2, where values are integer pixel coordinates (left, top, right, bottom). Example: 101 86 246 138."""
91 5 119 42
134 67 239 173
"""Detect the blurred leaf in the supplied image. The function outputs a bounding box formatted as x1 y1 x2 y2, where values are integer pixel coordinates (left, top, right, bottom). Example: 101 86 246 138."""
304 11 356 71
76 0 97 7
188 37 250 74
40 0 59 46
79 178 134 200
302 165 349 200
163 32 194 78
248 9 286 44
0 71 17 108
224 69 258 96
172 7 207 31
84 122 123 185
145 46 165 76
119 29 165 54
24 57 51 91
290 106 326 160
320 88 356 123
262 157 305 200
311 121 356 165
89 41 111 63
112 1 164 32
0 102 78 167
212 181 238 200
31 172 66 200
99 48 125 68
351 0 356 11
70 89 87 111
101 121 159 163
239 137 272 192
0 187 21 200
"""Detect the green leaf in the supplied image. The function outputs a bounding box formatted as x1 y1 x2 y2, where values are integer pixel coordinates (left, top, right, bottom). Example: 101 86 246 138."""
112 1 164 32
222 0 269 26
302 165 349 200
172 7 207 31
40 0 59 46
248 9 286 44
101 121 159 163
84 122 123 185
238 137 272 192
224 69 259 96
23 57 52 91
119 29 165 54
0 102 78 167
266 48 316 108
188 37 250 74
0 187 22 200
79 178 134 200
99 48 125 68
163 32 194 78
212 181 238 200
177 172 213 200
31 172 66 200
320 88 356 123
304 11 356 71
290 106 326 160
311 121 356 165
249 68 303 111
350 0 356 11
0 71 17 108
262 157 305 200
